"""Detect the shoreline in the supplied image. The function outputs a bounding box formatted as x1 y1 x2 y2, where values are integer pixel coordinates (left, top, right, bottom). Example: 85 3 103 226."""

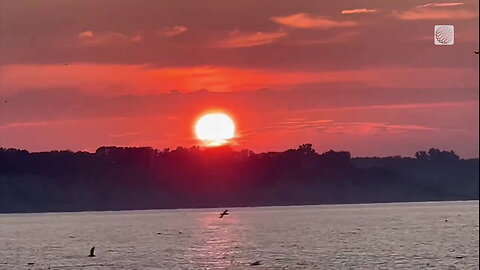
2 199 478 216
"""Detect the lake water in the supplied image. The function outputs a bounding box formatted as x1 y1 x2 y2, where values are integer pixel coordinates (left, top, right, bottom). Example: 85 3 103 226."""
0 201 478 269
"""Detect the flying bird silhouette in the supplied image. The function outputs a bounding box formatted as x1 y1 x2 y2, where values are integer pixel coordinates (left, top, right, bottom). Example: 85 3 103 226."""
474 51 479 55
219 210 229 218
88 246 96 257
250 260 262 266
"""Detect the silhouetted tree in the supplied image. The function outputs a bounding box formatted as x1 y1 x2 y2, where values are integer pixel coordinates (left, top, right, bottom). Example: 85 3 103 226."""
415 148 460 162
0 145 477 213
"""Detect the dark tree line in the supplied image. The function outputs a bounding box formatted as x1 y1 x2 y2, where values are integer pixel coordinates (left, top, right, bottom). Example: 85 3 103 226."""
0 144 478 213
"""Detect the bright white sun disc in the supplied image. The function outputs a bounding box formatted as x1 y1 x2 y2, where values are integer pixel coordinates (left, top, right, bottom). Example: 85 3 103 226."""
195 113 235 146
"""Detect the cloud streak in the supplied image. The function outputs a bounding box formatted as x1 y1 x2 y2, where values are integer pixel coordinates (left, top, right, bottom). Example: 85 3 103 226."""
292 31 359 45
271 13 357 29
394 9 477 20
0 64 477 95
394 3 476 20
157 26 188 37
77 31 141 47
108 132 141 138
341 8 379 15
214 31 287 48
320 122 439 135
242 119 439 141
416 2 464 8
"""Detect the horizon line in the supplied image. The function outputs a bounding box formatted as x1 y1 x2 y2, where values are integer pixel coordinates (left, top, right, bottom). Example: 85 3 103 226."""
1 145 478 160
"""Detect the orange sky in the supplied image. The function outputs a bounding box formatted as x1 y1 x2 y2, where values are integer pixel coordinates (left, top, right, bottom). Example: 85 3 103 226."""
0 0 478 157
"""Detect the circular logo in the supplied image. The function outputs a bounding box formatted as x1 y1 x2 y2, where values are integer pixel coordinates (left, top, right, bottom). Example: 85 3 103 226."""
435 27 454 44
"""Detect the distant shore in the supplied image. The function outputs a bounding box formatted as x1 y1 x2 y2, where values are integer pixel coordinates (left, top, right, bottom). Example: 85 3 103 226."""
1 146 478 214
1 199 479 215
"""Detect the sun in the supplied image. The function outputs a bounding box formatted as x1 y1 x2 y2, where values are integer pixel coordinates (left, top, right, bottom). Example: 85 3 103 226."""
195 113 235 146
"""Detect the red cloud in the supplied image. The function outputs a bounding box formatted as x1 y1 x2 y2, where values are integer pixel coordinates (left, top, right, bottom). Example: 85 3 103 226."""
213 31 287 48
271 13 357 29
416 2 464 8
394 3 476 20
78 31 94 39
341 8 379 15
77 31 141 47
157 26 188 37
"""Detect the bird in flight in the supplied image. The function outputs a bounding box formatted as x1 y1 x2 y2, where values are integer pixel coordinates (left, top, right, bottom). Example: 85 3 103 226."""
219 210 229 218
474 51 479 55
88 246 96 257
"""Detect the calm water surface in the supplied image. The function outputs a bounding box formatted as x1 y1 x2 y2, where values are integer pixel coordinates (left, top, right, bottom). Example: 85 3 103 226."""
1 201 478 269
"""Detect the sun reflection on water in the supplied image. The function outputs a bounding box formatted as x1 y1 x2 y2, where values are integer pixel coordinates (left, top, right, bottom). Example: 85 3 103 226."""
188 212 244 269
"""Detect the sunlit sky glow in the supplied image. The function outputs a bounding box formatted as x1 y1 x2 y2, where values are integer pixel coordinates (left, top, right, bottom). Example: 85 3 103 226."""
0 0 478 157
